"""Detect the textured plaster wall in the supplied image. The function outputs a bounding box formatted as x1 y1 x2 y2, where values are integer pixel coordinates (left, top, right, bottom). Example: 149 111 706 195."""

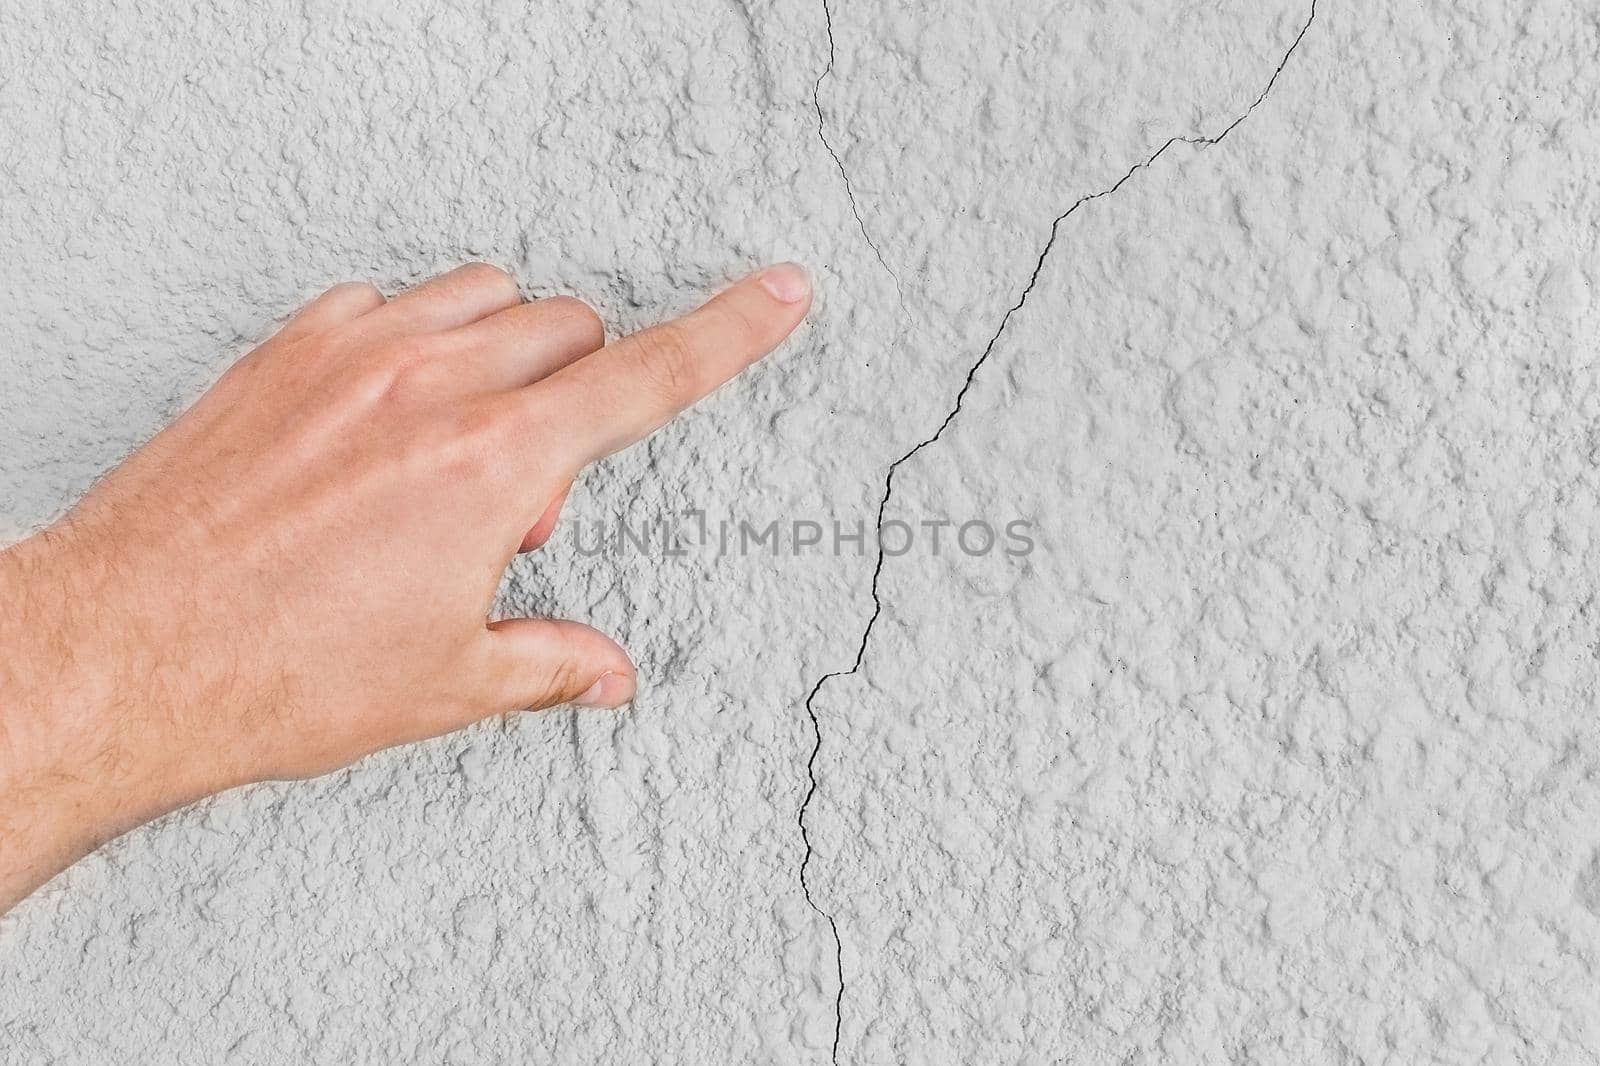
4 0 1600 1062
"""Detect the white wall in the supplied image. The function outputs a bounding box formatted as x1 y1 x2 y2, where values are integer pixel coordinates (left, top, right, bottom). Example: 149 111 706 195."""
4 0 1600 1061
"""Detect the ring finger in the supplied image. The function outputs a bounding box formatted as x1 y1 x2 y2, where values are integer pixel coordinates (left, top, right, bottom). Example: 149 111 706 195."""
442 295 606 393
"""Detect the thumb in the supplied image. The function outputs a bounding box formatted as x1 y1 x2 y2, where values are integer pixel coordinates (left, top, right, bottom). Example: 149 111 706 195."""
481 617 636 712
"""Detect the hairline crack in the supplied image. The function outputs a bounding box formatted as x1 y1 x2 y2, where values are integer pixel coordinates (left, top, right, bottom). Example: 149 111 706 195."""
814 0 902 293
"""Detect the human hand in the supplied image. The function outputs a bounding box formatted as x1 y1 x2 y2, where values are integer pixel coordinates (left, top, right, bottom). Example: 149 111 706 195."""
0 260 811 909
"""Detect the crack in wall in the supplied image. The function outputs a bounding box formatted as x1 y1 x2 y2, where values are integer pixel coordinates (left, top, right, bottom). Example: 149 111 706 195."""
813 0 901 292
794 2 1319 1061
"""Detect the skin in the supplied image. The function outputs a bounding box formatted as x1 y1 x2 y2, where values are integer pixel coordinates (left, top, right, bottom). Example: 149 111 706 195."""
0 260 812 914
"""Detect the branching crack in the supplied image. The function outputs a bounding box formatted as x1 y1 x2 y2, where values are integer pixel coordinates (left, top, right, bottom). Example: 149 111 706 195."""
794 2 1318 1061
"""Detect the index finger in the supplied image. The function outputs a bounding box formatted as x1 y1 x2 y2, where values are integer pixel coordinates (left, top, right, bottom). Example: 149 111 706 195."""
520 263 812 469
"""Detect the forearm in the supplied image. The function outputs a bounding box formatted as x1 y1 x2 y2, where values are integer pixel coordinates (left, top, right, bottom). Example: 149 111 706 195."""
0 530 200 911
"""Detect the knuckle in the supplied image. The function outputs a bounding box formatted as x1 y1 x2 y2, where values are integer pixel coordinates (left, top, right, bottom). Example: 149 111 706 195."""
367 337 449 403
346 360 400 406
540 296 604 348
332 280 382 301
458 261 518 297
636 324 700 402
382 335 440 377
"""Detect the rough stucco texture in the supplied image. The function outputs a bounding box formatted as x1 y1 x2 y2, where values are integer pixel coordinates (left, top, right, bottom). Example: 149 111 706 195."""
4 0 1600 1062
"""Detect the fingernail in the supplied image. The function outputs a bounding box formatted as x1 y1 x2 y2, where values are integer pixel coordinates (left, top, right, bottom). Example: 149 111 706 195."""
574 671 635 709
757 262 810 304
